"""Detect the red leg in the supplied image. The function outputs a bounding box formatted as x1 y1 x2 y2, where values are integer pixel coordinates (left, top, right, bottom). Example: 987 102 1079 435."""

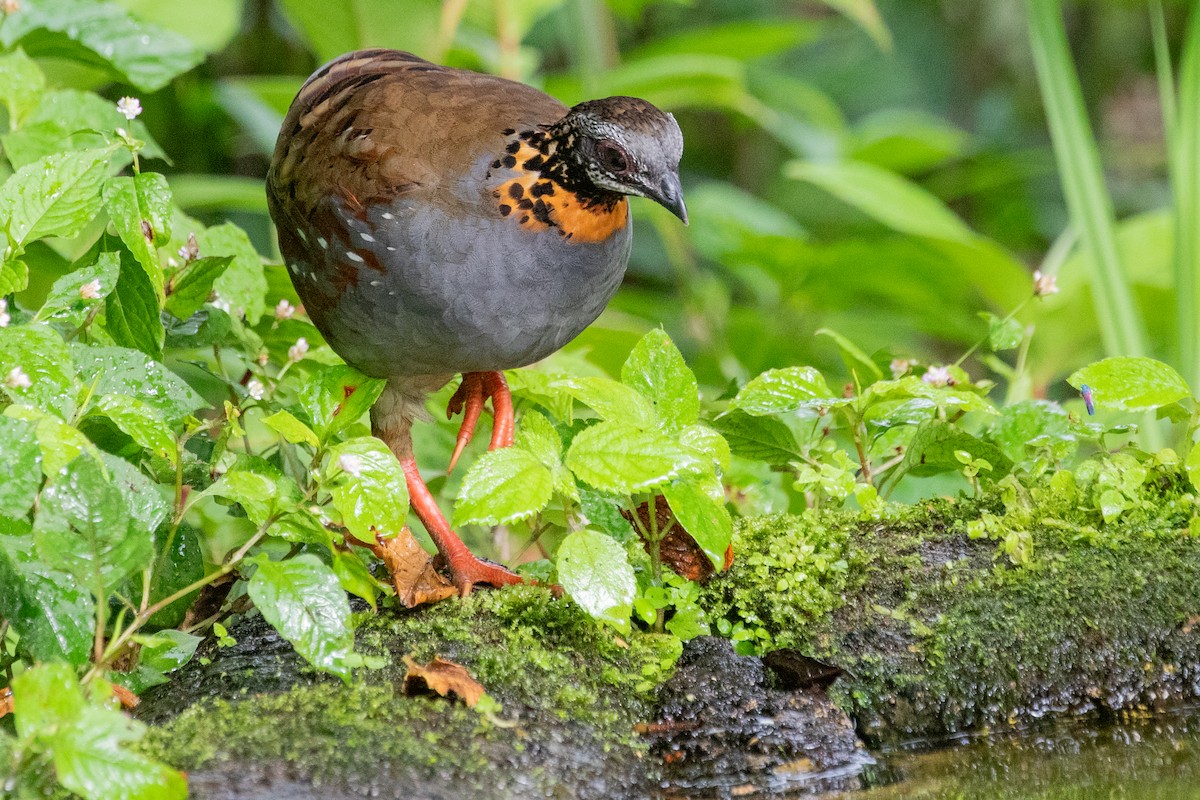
446 371 515 472
400 454 524 595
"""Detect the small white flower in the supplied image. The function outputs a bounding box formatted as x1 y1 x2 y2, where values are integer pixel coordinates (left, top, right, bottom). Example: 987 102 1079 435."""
922 365 953 387
257 352 269 366
116 96 142 121
287 337 309 363
1032 270 1059 297
274 299 296 320
889 358 912 379
4 367 30 390
338 454 364 478
246 378 265 400
0 298 9 328
79 279 102 300
177 232 199 263
211 294 231 313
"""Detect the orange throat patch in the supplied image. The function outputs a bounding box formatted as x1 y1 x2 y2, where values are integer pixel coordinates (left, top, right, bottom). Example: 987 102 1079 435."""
491 140 628 244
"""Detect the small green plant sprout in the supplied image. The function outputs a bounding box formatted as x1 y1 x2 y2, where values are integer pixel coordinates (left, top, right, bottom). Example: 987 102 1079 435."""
954 449 993 497
455 329 733 636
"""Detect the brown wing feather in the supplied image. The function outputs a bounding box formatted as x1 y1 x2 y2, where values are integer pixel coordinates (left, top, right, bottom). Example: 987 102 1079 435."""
268 50 567 216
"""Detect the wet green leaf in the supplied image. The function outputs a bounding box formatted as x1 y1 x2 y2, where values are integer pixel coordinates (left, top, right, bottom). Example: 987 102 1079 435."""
554 376 658 429
102 174 172 297
197 222 267 323
248 554 355 680
662 475 733 569
70 344 204 426
104 246 164 358
513 411 562 467
326 437 409 542
4 404 102 476
34 251 119 325
0 147 114 262
1067 357 1191 411
621 328 699 430
453 447 554 527
899 420 1013 479
0 47 45 127
556 529 635 634
711 410 802 465
0 416 41 517
0 530 94 665
0 88 162 167
299 365 387 443
164 255 231 320
566 421 696 494
262 408 320 448
729 366 841 416
0 323 77 420
91 394 177 465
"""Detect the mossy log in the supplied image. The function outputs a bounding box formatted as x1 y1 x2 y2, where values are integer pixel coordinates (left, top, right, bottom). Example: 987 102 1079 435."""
141 468 1200 796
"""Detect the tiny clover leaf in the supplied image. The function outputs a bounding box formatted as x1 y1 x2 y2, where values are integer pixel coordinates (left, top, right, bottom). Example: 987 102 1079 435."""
728 366 843 416
1067 357 1191 412
453 447 554 527
621 328 700 431
556 529 635 634
324 437 408 544
565 420 697 494
553 376 658 429
299 365 387 444
247 554 356 681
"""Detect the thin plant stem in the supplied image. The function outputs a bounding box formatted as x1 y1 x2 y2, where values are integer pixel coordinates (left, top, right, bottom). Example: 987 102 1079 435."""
1173 7 1200 389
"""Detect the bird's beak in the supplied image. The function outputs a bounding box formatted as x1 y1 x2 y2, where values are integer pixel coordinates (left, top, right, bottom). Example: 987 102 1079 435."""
649 172 688 225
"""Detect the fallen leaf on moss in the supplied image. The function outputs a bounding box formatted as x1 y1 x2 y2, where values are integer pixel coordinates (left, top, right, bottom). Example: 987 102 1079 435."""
402 655 485 707
111 683 140 709
372 527 456 608
0 687 11 718
623 495 734 581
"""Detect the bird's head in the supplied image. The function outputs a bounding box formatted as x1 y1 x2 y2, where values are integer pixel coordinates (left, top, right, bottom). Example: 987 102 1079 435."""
557 97 687 224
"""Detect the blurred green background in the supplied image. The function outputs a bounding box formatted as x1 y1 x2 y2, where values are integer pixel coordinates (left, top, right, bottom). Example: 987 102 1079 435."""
24 0 1188 402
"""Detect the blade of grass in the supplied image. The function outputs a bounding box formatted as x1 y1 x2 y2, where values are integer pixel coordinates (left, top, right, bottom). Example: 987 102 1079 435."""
1024 0 1149 362
1173 7 1200 390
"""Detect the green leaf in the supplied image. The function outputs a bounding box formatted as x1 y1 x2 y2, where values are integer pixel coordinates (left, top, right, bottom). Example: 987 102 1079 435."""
1 88 163 168
662 475 733 569
0 323 77 420
680 424 732 473
788 159 971 241
146 524 203 629
565 420 696 494
137 629 201 674
71 344 204 426
1188 440 1200 494
1 0 203 92
0 416 42 516
247 554 355 680
513 411 563 467
104 246 164 358
0 47 45 127
325 437 409 543
815 328 883 383
577 489 636 541
91 394 176 465
262 408 320 448
554 376 658 429
729 366 841 416
164 255 231 319
331 548 384 610
556 529 635 634
0 147 114 263
4 404 102 476
981 312 1024 352
34 251 119 325
711 410 802 465
1067 357 1191 412
0 258 29 295
453 447 554 527
0 531 94 665
299 365 387 443
621 328 700 430
862 377 998 415
899 420 1013 479
102 174 171 298
197 222 267 323
34 456 153 589
12 661 87 737
820 0 891 49
209 470 277 526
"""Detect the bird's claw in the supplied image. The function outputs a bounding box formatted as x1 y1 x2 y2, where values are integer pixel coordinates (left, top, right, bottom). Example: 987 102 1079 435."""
446 371 514 471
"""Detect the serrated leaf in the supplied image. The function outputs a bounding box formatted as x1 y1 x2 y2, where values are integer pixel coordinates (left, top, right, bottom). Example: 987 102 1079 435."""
577 489 636 541
556 529 634 634
248 554 355 680
34 456 153 589
662 476 733 569
554 376 659 429
0 416 41 516
209 470 277 526
729 366 841 416
0 47 45 127
299 365 387 443
1067 357 1191 412
0 88 164 168
164 255 231 319
980 311 1023 352
513 411 562 467
102 174 171 297
0 258 29 295
91 394 176 465
862 376 998 415
34 251 119 325
71 344 204 426
565 420 695 494
4 404 102 476
0 323 77 420
621 328 699 430
680 424 731 473
197 222 267 323
0 531 94 665
898 420 1013 479
711 410 802 465
0 147 114 262
453 447 554 527
262 409 320 448
325 437 408 542
104 246 164 358
1 0 203 92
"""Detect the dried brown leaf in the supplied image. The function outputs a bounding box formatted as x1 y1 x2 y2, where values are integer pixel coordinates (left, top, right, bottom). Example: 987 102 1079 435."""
372 527 457 608
0 686 11 719
622 495 734 582
402 655 485 707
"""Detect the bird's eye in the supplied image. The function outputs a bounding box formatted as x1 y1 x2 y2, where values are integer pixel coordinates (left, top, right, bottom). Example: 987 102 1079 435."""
596 140 631 175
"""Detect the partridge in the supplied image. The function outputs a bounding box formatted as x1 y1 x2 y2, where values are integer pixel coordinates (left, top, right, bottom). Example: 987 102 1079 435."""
267 49 687 594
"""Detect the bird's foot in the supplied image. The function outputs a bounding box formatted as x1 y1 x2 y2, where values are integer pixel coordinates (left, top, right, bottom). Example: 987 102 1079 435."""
446 371 514 471
437 551 526 597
